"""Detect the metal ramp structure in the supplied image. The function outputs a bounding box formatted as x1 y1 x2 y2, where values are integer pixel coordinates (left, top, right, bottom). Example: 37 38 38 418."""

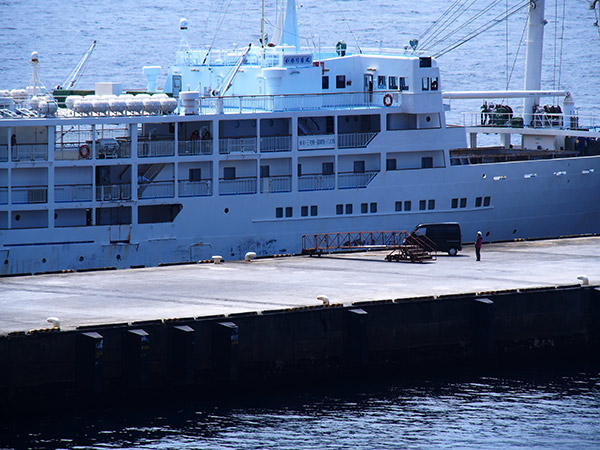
301 230 437 262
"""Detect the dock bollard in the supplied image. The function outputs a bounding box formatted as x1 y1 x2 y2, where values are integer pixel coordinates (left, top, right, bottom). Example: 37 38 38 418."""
212 255 223 264
244 252 256 262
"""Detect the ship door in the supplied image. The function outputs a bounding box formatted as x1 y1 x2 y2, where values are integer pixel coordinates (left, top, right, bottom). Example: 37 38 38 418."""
364 74 373 104
172 74 182 98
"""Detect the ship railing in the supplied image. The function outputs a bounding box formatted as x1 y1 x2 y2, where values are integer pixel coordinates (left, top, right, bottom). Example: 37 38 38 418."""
0 145 7 162
178 140 213 156
137 140 175 158
260 135 292 152
138 180 175 199
260 176 292 193
178 179 212 197
298 174 335 191
461 111 599 131
219 177 257 195
338 132 379 149
11 186 48 204
55 184 93 202
11 143 47 161
96 184 132 201
199 91 402 114
219 137 257 154
0 186 8 204
338 171 378 189
55 143 92 161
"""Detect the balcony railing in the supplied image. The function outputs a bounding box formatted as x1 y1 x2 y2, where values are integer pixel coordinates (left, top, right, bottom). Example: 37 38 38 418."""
298 174 335 191
260 176 292 193
338 171 378 189
338 132 378 149
55 184 93 202
219 177 257 195
138 140 175 157
96 184 132 201
0 145 7 162
219 137 257 154
260 135 291 152
11 186 48 204
178 179 212 197
178 140 213 156
55 143 92 161
138 180 175 199
0 187 7 204
11 144 48 161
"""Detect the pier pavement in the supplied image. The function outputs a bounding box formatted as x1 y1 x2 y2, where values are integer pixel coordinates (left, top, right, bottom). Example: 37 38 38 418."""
1 236 598 334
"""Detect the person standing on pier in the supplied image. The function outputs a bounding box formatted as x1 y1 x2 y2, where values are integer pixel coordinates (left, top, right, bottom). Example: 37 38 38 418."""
475 231 483 261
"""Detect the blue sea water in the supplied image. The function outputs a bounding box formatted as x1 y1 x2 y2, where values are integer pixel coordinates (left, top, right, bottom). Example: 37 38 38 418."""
1 1 600 448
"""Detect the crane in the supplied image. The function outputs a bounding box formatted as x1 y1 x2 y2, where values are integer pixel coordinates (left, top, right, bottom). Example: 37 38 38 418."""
56 40 96 90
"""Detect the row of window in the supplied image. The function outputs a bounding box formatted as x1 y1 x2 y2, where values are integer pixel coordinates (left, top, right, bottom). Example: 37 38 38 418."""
275 196 492 218
321 75 438 92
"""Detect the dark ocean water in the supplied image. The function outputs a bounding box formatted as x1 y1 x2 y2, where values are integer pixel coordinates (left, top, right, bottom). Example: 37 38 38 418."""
1 367 600 449
1 1 600 448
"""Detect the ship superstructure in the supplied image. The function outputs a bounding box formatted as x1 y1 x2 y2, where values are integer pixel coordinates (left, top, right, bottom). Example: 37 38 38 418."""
0 0 599 275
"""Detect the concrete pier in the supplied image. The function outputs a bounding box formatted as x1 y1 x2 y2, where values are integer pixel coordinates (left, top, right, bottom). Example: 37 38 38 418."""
1 237 599 414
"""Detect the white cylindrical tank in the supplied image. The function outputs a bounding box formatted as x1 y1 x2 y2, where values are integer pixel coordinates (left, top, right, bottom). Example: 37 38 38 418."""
65 95 82 109
0 96 14 110
160 97 178 114
142 97 161 114
11 89 27 104
74 99 93 114
92 98 110 114
109 97 127 113
126 97 144 113
29 96 41 110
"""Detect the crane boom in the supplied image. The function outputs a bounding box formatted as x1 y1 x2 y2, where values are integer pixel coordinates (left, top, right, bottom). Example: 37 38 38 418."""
58 40 96 90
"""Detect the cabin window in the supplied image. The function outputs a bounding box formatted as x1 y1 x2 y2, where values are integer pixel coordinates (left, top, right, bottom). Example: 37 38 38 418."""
484 196 491 207
422 77 430 91
223 167 236 180
419 57 432 68
460 198 467 208
475 197 482 207
353 160 365 173
189 168 202 181
138 204 182 224
322 76 329 89
310 205 318 216
404 200 411 211
370 202 377 213
399 77 409 91
361 203 368 214
388 76 398 90
276 207 283 218
431 77 439 91
285 207 293 217
428 199 435 210
421 157 433 169
395 201 402 212
302 206 309 217
377 76 386 89
336 204 343 215
336 75 346 89
322 162 334 175
386 158 397 171
451 198 458 209
346 203 353 214
419 200 426 211
260 165 270 178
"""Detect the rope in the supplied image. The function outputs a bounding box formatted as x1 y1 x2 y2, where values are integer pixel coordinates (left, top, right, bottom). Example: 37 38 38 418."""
557 0 566 89
202 0 236 64
434 0 531 58
420 0 476 50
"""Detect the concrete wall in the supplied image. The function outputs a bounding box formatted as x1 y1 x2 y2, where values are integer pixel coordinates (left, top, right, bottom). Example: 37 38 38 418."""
1 285 599 414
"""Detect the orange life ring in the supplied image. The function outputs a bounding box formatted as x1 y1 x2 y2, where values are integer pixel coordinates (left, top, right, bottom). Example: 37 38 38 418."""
79 144 90 159
383 94 393 107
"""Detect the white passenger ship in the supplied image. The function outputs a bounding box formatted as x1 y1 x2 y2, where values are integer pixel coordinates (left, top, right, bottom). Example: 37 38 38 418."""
0 0 599 275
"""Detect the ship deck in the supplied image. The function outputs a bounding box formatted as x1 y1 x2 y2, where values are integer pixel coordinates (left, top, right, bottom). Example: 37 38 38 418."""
1 236 599 335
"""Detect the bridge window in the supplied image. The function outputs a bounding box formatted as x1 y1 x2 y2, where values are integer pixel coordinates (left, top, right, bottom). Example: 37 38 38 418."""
422 77 430 91
399 77 409 91
336 75 346 89
378 76 386 89
388 76 398 90
322 76 329 89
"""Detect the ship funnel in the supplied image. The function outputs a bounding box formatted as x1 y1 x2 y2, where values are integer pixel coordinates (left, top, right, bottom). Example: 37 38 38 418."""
275 0 300 50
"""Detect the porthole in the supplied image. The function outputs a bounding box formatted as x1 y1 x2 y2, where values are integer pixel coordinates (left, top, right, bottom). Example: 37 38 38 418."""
512 229 517 234
79 256 84 262
482 173 487 179
15 214 20 221
42 258 46 263
116 254 121 260
426 116 431 122
486 232 490 237
224 208 229 214
4 259 8 265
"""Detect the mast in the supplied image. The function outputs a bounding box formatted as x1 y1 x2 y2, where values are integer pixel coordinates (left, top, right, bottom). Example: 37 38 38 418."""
261 0 265 48
523 0 546 126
